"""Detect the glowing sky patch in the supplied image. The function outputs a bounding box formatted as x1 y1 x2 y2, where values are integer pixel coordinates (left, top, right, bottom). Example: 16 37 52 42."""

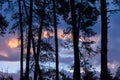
41 29 93 41
68 68 86 73
57 29 72 40
42 30 54 38
108 61 119 69
0 51 8 57
8 38 19 48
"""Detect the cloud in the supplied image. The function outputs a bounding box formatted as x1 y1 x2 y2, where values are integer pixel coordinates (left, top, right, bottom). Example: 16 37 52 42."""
59 47 73 56
0 35 20 61
8 38 20 48
42 29 100 42
108 61 119 72
59 56 73 65
41 29 72 40
0 51 9 57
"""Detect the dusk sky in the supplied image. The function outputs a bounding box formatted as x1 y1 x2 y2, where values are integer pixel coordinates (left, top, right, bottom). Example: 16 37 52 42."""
0 0 120 79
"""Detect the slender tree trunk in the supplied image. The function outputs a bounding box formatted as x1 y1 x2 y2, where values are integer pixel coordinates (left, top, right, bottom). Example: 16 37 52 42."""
34 18 43 80
32 34 38 80
53 0 59 80
18 0 24 80
25 0 33 80
22 0 29 17
34 0 46 80
22 0 43 79
70 0 80 80
100 0 108 80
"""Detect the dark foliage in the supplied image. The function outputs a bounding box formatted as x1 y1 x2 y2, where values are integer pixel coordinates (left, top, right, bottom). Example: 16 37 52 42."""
82 71 98 80
113 66 120 80
0 74 13 80
0 14 8 36
41 68 72 80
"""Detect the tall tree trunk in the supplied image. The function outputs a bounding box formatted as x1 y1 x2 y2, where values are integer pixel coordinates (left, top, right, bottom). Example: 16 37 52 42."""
70 0 80 80
25 0 33 80
100 0 108 80
34 0 45 80
18 0 24 80
22 0 43 79
53 0 59 80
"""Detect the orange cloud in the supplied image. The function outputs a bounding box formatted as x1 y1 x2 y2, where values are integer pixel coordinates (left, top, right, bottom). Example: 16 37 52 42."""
8 38 20 48
41 29 99 42
58 29 72 40
89 35 100 42
42 30 54 38
42 29 72 40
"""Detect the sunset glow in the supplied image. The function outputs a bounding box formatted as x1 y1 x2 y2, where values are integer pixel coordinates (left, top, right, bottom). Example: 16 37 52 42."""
42 31 54 38
41 29 99 42
108 62 118 69
0 52 8 57
8 38 19 48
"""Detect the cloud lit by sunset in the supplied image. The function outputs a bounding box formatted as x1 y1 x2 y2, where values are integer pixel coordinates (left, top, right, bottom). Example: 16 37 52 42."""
108 62 119 69
8 38 19 48
57 29 72 40
41 29 100 43
42 30 54 38
42 29 82 41
0 51 8 57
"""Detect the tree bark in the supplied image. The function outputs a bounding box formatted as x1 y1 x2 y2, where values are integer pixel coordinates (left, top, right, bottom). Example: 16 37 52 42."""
100 0 108 80
34 0 46 80
70 0 80 80
18 0 24 80
22 0 43 79
53 0 59 80
25 0 33 80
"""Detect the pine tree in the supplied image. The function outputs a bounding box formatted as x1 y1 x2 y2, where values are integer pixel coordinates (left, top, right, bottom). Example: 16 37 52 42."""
70 0 80 80
34 0 46 80
113 66 120 80
25 0 33 79
18 0 24 80
0 14 8 35
53 0 59 80
100 0 108 80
